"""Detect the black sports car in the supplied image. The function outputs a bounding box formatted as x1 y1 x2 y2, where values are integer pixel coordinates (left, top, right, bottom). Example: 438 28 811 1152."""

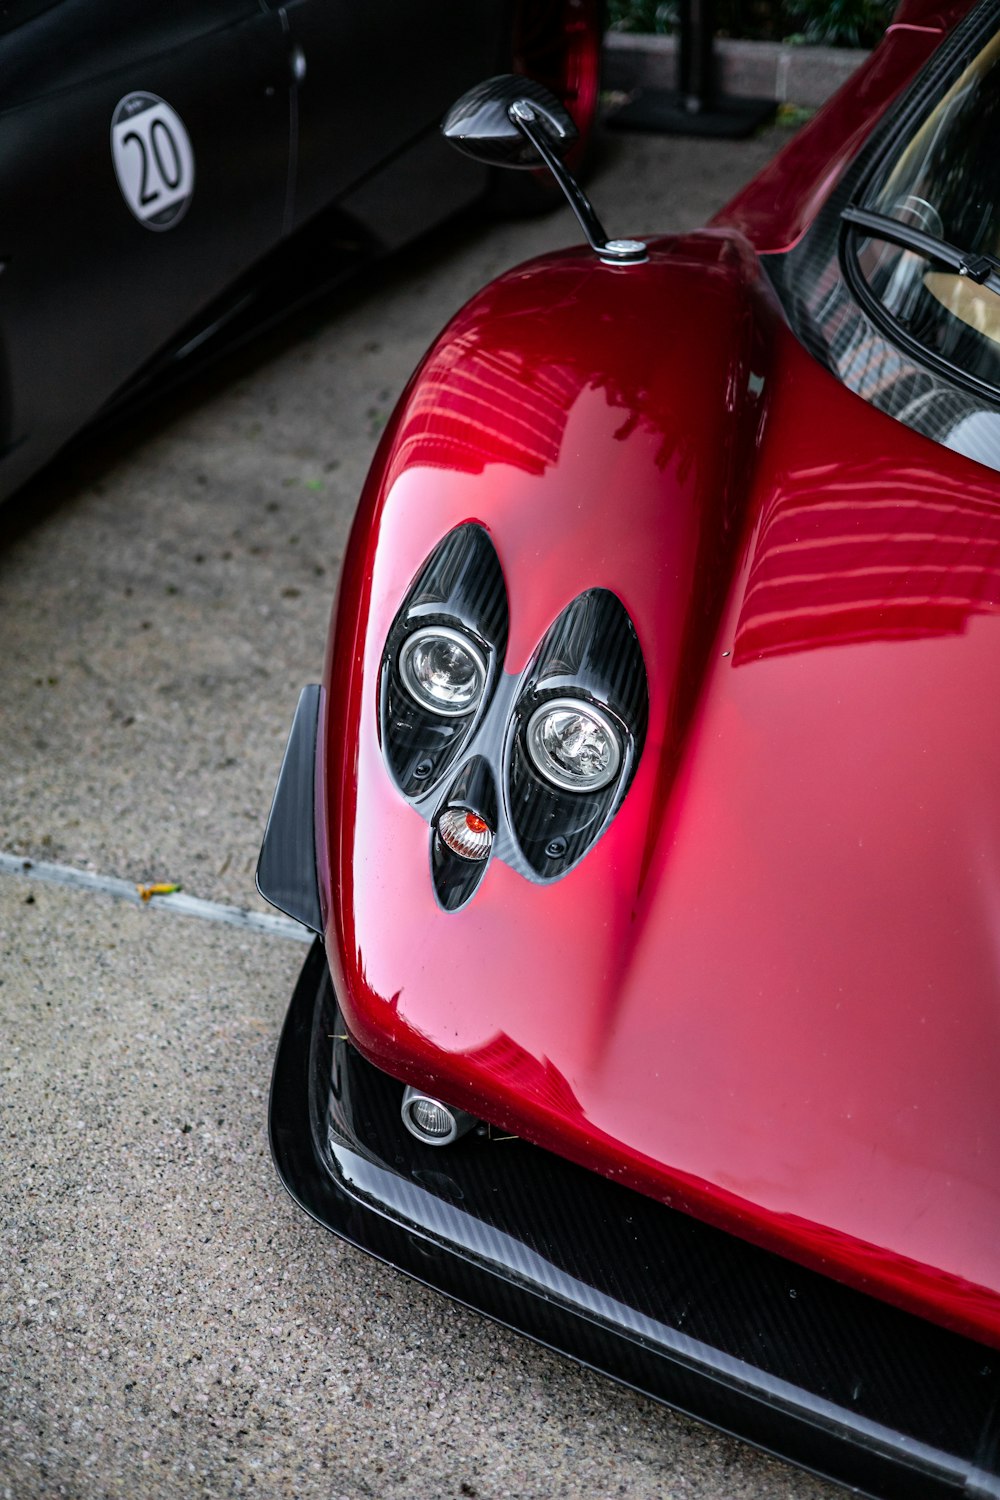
0 0 601 502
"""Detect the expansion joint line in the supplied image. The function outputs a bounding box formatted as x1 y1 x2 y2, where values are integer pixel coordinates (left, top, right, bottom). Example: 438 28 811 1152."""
0 851 311 943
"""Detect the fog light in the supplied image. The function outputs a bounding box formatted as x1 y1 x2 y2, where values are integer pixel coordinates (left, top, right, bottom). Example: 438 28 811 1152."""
401 1086 478 1146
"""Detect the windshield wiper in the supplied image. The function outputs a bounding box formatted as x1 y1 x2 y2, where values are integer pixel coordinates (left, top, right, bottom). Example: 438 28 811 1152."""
842 205 1000 297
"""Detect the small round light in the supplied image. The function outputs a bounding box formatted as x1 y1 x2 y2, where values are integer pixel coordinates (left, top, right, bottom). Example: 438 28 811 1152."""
401 1086 479 1146
438 807 493 861
409 1097 454 1138
525 698 622 793
398 627 486 716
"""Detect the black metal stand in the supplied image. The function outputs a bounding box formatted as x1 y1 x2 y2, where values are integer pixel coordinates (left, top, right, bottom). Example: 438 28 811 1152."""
607 0 777 140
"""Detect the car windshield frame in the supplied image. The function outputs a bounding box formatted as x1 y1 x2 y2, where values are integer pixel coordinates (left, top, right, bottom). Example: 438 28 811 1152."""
840 0 1000 405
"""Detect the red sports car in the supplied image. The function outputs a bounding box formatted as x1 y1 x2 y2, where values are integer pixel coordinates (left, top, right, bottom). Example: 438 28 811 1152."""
259 4 1000 1494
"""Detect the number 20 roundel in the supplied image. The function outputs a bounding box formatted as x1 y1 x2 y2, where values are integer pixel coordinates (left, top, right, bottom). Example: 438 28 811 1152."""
111 93 195 231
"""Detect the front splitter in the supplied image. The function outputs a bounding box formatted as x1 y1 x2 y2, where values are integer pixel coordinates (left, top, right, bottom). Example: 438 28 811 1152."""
269 940 1000 1500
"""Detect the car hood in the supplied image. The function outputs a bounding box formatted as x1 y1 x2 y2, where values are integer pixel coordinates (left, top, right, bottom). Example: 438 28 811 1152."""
318 231 1000 1347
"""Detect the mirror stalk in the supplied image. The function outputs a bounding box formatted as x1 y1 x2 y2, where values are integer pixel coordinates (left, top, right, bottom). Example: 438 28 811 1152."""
509 101 646 265
441 76 647 268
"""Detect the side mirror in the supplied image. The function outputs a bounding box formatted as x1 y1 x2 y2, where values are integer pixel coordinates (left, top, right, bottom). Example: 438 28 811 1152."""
441 75 578 170
442 75 646 265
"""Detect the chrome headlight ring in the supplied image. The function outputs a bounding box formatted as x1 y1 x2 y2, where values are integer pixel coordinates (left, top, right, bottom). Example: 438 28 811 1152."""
398 626 488 718
524 696 623 793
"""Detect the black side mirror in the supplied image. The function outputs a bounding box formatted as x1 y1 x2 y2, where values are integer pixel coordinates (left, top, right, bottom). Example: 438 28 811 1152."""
442 75 646 265
442 75 578 169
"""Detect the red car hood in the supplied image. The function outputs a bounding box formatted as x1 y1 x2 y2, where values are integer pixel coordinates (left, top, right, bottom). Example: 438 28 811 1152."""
319 231 1000 1348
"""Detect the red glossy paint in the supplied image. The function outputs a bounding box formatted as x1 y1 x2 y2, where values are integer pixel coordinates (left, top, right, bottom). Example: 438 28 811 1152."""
714 12 968 253
319 225 1000 1348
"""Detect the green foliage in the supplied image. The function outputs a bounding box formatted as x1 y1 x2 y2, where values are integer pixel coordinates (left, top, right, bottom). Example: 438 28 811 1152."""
784 0 894 45
607 0 677 34
608 0 896 47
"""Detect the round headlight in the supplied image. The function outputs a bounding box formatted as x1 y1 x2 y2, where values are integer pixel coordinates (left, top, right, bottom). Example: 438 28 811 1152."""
525 698 622 793
398 627 486 716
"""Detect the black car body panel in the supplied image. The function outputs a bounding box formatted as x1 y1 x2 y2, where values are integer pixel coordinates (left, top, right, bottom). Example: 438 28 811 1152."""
0 0 509 501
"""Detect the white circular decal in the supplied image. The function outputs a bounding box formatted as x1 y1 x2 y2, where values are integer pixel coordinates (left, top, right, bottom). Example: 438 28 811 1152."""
111 93 194 230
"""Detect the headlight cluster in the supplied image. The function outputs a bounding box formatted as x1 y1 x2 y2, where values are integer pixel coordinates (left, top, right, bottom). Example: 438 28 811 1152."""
505 586 648 881
380 525 647 910
379 524 507 803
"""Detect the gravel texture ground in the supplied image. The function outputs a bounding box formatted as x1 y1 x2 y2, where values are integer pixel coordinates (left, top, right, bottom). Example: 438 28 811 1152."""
1 117 844 1500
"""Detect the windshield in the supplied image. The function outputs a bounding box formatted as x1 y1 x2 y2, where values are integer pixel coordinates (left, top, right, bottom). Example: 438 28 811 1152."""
856 27 1000 388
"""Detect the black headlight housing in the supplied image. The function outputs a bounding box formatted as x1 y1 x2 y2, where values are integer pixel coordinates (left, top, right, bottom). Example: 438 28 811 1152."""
380 524 508 799
380 526 648 908
506 589 648 880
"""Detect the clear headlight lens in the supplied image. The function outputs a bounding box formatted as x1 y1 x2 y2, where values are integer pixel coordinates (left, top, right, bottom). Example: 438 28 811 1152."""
398 627 486 716
400 1086 479 1145
526 698 622 793
409 1097 454 1138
